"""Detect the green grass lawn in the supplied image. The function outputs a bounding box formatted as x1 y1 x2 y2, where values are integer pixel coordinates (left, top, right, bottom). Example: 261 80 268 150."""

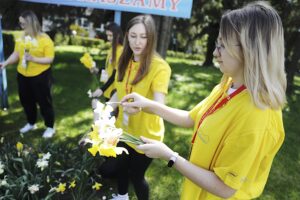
1 46 299 199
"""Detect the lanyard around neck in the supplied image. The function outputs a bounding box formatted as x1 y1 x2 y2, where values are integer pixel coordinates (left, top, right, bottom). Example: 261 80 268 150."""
191 85 246 144
125 59 134 94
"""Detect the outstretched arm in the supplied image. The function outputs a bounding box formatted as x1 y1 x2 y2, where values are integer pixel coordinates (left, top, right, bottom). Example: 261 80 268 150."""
0 51 20 68
137 137 236 199
121 92 194 128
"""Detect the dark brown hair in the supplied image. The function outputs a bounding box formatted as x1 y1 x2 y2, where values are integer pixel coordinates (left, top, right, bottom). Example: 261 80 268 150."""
105 22 123 68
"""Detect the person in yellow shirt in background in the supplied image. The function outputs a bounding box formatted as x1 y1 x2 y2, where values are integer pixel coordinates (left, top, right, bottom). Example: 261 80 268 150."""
90 22 123 101
121 2 286 200
98 15 171 200
0 11 55 138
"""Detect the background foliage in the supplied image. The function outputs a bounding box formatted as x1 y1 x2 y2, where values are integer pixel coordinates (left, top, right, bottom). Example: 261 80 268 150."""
0 46 299 199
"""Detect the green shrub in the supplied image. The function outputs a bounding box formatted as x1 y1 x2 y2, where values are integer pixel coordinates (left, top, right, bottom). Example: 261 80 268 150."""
54 32 70 46
167 50 204 61
69 24 88 37
69 36 106 48
0 138 108 199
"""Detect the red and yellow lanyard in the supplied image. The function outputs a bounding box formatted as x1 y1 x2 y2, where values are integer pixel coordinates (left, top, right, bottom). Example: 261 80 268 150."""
191 85 246 144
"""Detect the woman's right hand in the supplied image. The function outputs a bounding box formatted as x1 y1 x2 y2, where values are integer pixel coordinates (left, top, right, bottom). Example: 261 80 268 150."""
0 62 6 69
92 88 103 98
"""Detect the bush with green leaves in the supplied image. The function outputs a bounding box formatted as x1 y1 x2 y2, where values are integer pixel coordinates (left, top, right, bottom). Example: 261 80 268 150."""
0 137 109 200
167 50 204 61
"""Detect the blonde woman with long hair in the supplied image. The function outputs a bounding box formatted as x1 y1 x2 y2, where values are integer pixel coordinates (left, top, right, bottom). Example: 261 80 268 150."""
0 11 55 138
121 2 286 199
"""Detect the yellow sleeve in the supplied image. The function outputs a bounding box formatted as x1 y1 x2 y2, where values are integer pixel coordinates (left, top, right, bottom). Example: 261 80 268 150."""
43 37 54 58
151 63 171 94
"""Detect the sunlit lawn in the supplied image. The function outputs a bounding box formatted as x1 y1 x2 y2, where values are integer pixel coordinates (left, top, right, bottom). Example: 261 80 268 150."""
0 46 299 199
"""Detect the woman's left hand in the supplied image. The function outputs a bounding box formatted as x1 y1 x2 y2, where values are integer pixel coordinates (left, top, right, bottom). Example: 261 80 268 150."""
137 136 174 160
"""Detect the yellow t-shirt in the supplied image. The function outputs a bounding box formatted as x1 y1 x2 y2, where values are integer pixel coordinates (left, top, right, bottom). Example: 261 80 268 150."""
15 33 54 77
115 55 171 152
181 81 285 200
103 45 123 98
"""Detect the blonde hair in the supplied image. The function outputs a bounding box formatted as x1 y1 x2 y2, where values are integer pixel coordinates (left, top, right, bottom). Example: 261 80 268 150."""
219 1 286 109
118 15 157 84
20 10 42 37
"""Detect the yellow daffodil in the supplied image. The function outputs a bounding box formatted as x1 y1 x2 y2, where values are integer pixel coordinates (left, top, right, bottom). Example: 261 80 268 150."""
56 183 66 194
16 142 23 152
24 36 33 51
88 145 101 157
24 42 32 51
89 125 102 142
92 182 102 190
99 143 128 158
80 53 94 69
69 180 76 188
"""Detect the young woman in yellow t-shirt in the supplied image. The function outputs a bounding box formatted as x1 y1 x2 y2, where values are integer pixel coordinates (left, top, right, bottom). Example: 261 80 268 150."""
121 2 286 200
1 10 55 138
90 22 123 100
99 15 171 200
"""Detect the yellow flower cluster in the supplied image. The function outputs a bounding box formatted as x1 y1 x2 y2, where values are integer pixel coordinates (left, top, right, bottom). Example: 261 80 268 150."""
80 53 95 69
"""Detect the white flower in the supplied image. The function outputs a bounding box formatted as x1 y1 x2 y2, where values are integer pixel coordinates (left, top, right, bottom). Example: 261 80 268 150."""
87 89 92 98
36 159 49 171
28 184 39 194
0 161 4 174
0 177 8 187
94 101 105 113
102 196 107 200
42 152 51 160
23 150 30 157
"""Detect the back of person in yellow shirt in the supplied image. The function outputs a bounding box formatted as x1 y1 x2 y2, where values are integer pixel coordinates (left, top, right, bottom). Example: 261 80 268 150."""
90 22 123 100
121 2 286 200
0 10 55 138
98 15 171 200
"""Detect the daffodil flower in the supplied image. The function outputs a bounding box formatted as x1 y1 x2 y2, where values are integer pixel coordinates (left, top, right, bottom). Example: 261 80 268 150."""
87 89 92 98
16 142 23 152
92 182 102 190
80 53 95 69
69 180 76 188
28 184 39 194
24 36 32 47
36 159 49 171
99 143 128 157
85 100 141 157
42 152 51 160
0 176 8 187
56 183 66 194
88 144 101 156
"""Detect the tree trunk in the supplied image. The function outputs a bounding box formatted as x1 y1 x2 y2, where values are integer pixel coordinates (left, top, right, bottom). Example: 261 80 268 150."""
156 16 173 58
202 23 219 67
286 33 300 94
